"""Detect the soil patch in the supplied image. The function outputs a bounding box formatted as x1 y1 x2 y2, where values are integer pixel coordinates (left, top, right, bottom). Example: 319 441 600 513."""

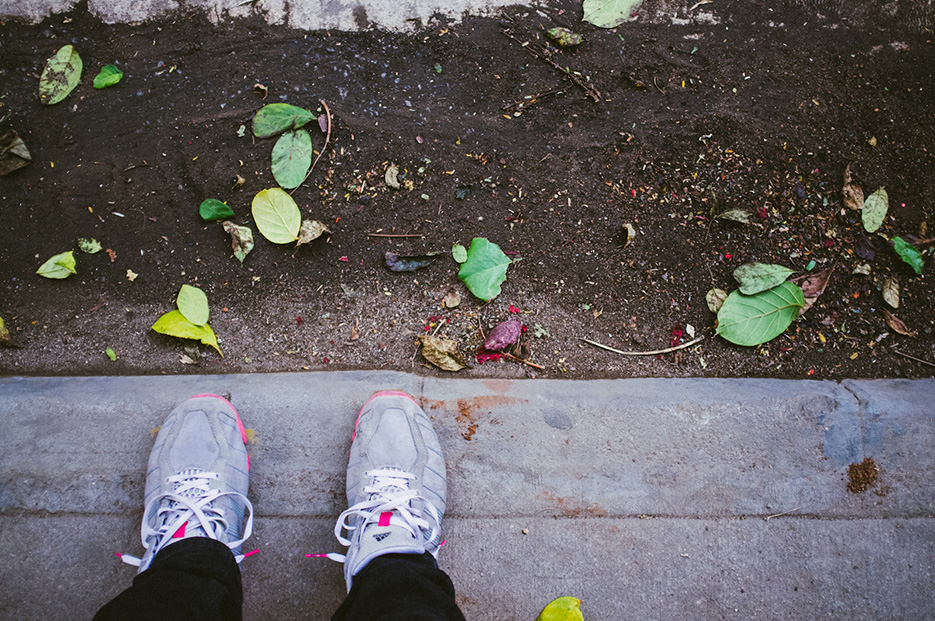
846 456 880 493
1 1 933 379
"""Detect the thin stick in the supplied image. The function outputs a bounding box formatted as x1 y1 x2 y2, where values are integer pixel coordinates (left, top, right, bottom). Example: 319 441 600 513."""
502 30 601 102
367 233 424 238
892 349 935 369
765 507 800 521
503 88 565 111
581 335 704 356
502 351 545 370
291 99 331 195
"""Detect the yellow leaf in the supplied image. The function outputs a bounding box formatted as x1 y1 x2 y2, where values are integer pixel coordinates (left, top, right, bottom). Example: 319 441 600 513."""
537 596 584 621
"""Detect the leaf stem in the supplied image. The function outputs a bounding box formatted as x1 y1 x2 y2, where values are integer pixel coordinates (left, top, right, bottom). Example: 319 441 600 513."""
581 335 705 356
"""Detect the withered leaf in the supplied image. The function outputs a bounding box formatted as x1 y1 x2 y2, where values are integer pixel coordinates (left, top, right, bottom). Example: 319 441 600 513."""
842 163 864 211
882 308 916 336
417 334 466 372
296 219 330 249
484 319 523 351
706 288 728 314
385 251 439 272
793 266 833 316
0 130 32 176
882 276 899 309
221 221 254 263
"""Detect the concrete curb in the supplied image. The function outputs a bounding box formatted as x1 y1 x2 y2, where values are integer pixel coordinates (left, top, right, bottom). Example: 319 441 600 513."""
1 373 933 619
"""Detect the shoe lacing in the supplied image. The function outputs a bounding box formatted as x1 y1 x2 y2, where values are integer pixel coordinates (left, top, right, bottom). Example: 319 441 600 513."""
325 468 442 564
119 469 254 567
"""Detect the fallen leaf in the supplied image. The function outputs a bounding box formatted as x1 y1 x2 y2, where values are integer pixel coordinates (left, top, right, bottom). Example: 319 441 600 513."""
715 209 752 224
881 308 916 336
152 310 222 355
892 236 924 275
232 174 246 189
0 315 17 347
200 198 235 221
706 288 728 313
533 324 550 338
536 596 584 621
179 353 199 365
318 114 328 133
443 290 461 308
485 319 523 351
861 187 888 233
350 318 361 341
0 130 32 175
451 243 468 263
685 323 696 338
177 284 209 326
221 221 254 263
252 103 315 139
583 0 643 28
77 237 102 254
733 263 795 295
385 251 440 272
39 45 82 105
475 347 504 363
126 269 138 281
105 347 117 361
855 235 876 260
296 219 330 248
253 82 268 99
271 129 313 190
622 222 636 247
458 238 511 301
105 248 117 262
852 263 871 276
547 27 584 47
93 64 123 89
842 163 864 211
716 282 805 346
252 188 301 243
882 276 899 308
37 251 76 279
385 163 401 189
792 266 834 316
417 334 466 371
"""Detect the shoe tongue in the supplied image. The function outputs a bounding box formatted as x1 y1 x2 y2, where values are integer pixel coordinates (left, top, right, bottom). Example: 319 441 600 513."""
349 522 425 577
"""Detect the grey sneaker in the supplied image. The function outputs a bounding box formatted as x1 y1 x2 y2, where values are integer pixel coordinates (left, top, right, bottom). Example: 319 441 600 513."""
119 394 254 572
333 390 447 591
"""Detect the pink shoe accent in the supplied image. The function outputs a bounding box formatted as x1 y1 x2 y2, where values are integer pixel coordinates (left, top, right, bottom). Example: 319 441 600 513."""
378 511 392 527
242 549 260 559
173 523 186 538
189 393 250 471
352 390 418 440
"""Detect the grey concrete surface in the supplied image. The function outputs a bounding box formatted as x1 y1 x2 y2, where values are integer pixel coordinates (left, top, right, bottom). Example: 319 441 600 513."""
1 373 934 619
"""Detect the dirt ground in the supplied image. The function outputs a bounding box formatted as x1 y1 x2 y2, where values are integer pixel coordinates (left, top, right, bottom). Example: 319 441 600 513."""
1 0 933 378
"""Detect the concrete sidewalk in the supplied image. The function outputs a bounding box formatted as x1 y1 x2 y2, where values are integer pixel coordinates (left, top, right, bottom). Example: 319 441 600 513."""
1 373 933 619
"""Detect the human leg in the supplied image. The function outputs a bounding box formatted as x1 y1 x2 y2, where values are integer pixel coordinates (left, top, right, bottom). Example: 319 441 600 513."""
330 391 465 621
94 394 254 621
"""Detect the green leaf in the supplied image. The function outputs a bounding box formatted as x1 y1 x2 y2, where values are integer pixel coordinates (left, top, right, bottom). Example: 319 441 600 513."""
271 129 312 190
547 27 584 47
861 187 888 233
451 243 468 264
200 198 235 221
105 347 117 361
733 262 795 295
458 238 511 301
93 64 123 89
537 596 584 621
716 282 805 346
893 236 924 275
252 103 315 139
152 310 222 356
0 314 15 347
176 284 209 326
251 188 301 243
582 0 643 28
37 251 76 279
39 45 82 105
77 237 102 254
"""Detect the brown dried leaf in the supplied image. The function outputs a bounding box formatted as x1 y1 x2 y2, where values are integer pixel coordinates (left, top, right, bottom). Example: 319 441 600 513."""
882 276 899 309
792 267 834 316
296 219 330 248
0 130 32 176
706 288 728 314
253 83 268 99
350 318 361 341
443 290 461 308
417 334 466 372
842 163 864 211
882 308 916 336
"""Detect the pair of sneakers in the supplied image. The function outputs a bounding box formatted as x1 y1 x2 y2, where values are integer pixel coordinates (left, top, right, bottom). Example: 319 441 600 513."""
119 391 447 591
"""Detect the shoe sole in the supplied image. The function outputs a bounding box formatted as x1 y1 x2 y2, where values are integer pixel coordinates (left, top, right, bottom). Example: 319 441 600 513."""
189 393 250 470
352 390 419 441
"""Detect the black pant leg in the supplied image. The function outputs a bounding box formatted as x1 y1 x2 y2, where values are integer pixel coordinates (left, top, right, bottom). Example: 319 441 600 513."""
332 553 466 621
94 538 243 621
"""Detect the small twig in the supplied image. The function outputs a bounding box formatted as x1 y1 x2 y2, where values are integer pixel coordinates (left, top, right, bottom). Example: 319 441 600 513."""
431 318 447 337
291 99 331 195
765 507 800 521
653 76 665 94
581 335 704 356
502 29 601 102
893 349 935 369
367 233 424 238
502 351 545 370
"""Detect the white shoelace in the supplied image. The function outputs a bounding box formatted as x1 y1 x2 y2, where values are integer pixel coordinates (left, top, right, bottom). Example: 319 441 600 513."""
119 469 254 567
326 468 441 564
